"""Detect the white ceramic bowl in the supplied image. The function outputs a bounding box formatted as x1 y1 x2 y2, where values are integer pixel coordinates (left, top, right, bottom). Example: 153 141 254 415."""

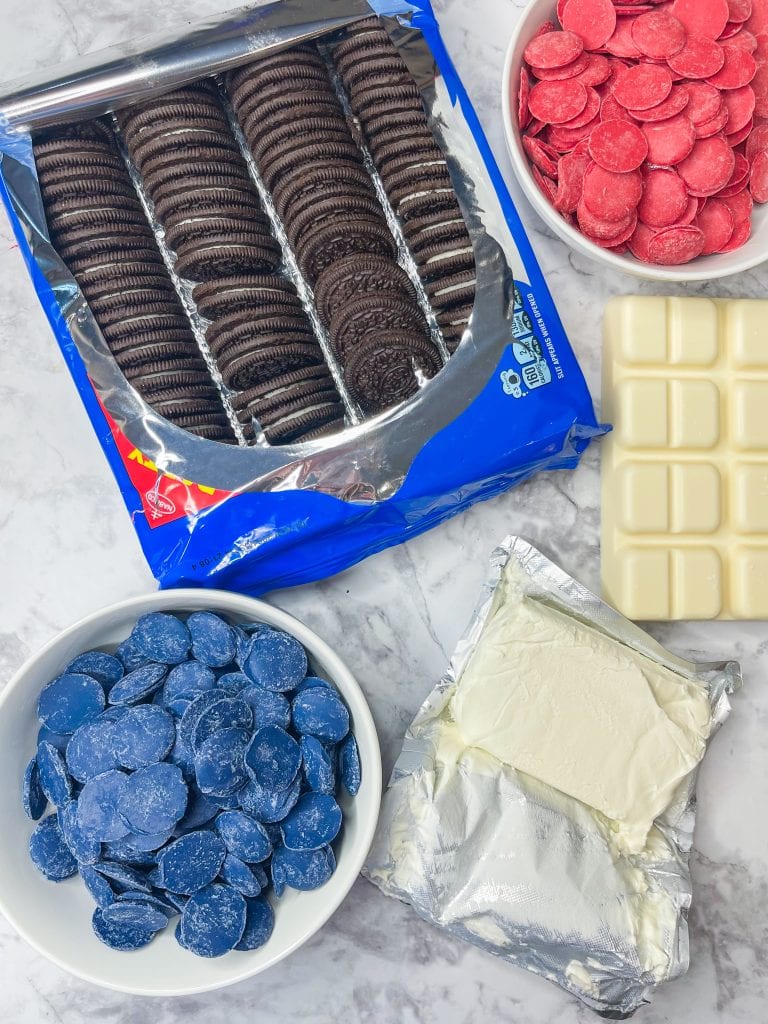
0 590 382 995
501 0 768 281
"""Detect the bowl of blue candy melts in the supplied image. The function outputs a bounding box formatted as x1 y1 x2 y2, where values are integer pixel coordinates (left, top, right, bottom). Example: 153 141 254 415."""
0 589 381 995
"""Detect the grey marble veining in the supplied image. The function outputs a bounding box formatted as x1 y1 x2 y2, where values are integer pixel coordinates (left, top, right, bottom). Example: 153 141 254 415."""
0 0 767 1020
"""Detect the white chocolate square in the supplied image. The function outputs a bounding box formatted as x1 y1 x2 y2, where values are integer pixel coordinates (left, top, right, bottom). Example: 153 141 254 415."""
602 295 768 620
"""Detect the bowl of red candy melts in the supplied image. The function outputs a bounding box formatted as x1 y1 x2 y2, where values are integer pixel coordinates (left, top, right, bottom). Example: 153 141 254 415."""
502 0 768 280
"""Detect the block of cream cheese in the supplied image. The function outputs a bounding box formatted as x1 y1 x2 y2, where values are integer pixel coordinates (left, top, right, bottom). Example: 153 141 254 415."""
602 295 768 620
450 562 712 854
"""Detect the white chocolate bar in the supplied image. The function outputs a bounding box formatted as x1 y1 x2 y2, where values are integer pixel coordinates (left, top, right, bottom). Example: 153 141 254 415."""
602 295 768 621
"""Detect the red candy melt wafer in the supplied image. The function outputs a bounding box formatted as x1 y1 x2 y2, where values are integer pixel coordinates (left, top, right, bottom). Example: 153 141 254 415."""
728 0 753 23
561 0 617 50
529 79 588 124
750 148 768 200
671 0 730 40
642 113 696 165
678 135 737 194
613 64 674 110
583 164 643 220
684 83 723 124
577 198 635 239
588 120 648 171
637 168 689 226
723 84 756 132
707 44 757 88
524 30 584 69
647 224 706 263
697 199 736 253
668 36 726 79
632 88 690 123
631 11 687 60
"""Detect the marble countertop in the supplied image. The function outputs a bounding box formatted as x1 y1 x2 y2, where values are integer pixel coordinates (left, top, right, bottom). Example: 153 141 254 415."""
1 0 766 1021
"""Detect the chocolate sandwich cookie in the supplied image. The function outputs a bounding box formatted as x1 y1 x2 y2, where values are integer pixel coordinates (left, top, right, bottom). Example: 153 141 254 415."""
270 163 377 220
286 194 384 254
248 117 353 166
260 399 345 445
218 342 324 392
89 285 180 319
120 349 210 374
313 255 417 326
102 312 193 341
173 238 280 281
416 240 476 282
254 140 363 193
125 369 214 394
330 293 430 358
239 93 343 143
405 216 474 257
208 318 317 365
192 275 303 321
206 311 314 360
226 46 327 90
297 216 396 283
343 330 440 413
151 179 260 218
297 417 346 442
163 211 272 253
83 273 179 304
424 267 478 311
39 175 139 204
67 248 168 282
120 102 231 148
130 125 241 169
94 295 187 329
230 365 337 418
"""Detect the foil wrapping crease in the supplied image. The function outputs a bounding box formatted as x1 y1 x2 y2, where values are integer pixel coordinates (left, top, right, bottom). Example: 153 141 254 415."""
0 0 518 499
364 537 740 1018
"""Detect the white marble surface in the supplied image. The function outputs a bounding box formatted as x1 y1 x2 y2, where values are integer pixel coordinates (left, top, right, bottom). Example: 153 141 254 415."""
0 0 766 1020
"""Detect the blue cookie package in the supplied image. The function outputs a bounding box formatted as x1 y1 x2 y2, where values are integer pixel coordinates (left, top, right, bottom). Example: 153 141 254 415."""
21 609 360 957
0 0 604 597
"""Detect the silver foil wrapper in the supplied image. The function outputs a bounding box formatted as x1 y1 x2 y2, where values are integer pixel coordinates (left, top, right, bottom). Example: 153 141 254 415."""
364 537 740 1018
0 0 519 497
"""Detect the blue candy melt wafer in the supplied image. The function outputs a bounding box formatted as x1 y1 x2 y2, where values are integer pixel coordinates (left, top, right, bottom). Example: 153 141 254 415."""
162 661 216 705
115 635 151 672
281 793 342 851
235 896 274 951
105 827 173 857
102 900 168 933
176 790 219 832
272 844 336 891
220 854 263 897
29 814 78 881
108 662 167 706
244 631 307 693
60 800 101 865
66 651 124 690
240 686 290 731
245 726 301 790
37 726 69 755
179 883 246 957
157 830 226 894
192 697 252 750
119 890 177 918
217 672 250 694
112 705 175 770
340 734 361 796
271 856 286 898
92 907 155 951
94 860 153 893
292 688 349 744
194 727 250 797
293 676 333 694
65 718 119 783
118 762 188 835
178 689 227 748
167 733 196 781
37 741 73 807
214 810 271 863
239 774 302 823
22 756 47 820
77 769 130 841
187 611 236 668
80 865 115 909
132 613 191 665
300 735 336 795
37 673 105 733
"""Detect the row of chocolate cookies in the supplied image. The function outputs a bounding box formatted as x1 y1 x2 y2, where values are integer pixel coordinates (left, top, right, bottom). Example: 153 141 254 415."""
225 46 442 415
32 119 236 442
116 84 345 444
331 17 476 353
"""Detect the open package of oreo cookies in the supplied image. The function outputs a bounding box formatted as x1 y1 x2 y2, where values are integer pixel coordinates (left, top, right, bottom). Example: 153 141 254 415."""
0 0 604 594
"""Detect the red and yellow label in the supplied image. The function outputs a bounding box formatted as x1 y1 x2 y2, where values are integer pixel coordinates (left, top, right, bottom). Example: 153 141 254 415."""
100 401 232 528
